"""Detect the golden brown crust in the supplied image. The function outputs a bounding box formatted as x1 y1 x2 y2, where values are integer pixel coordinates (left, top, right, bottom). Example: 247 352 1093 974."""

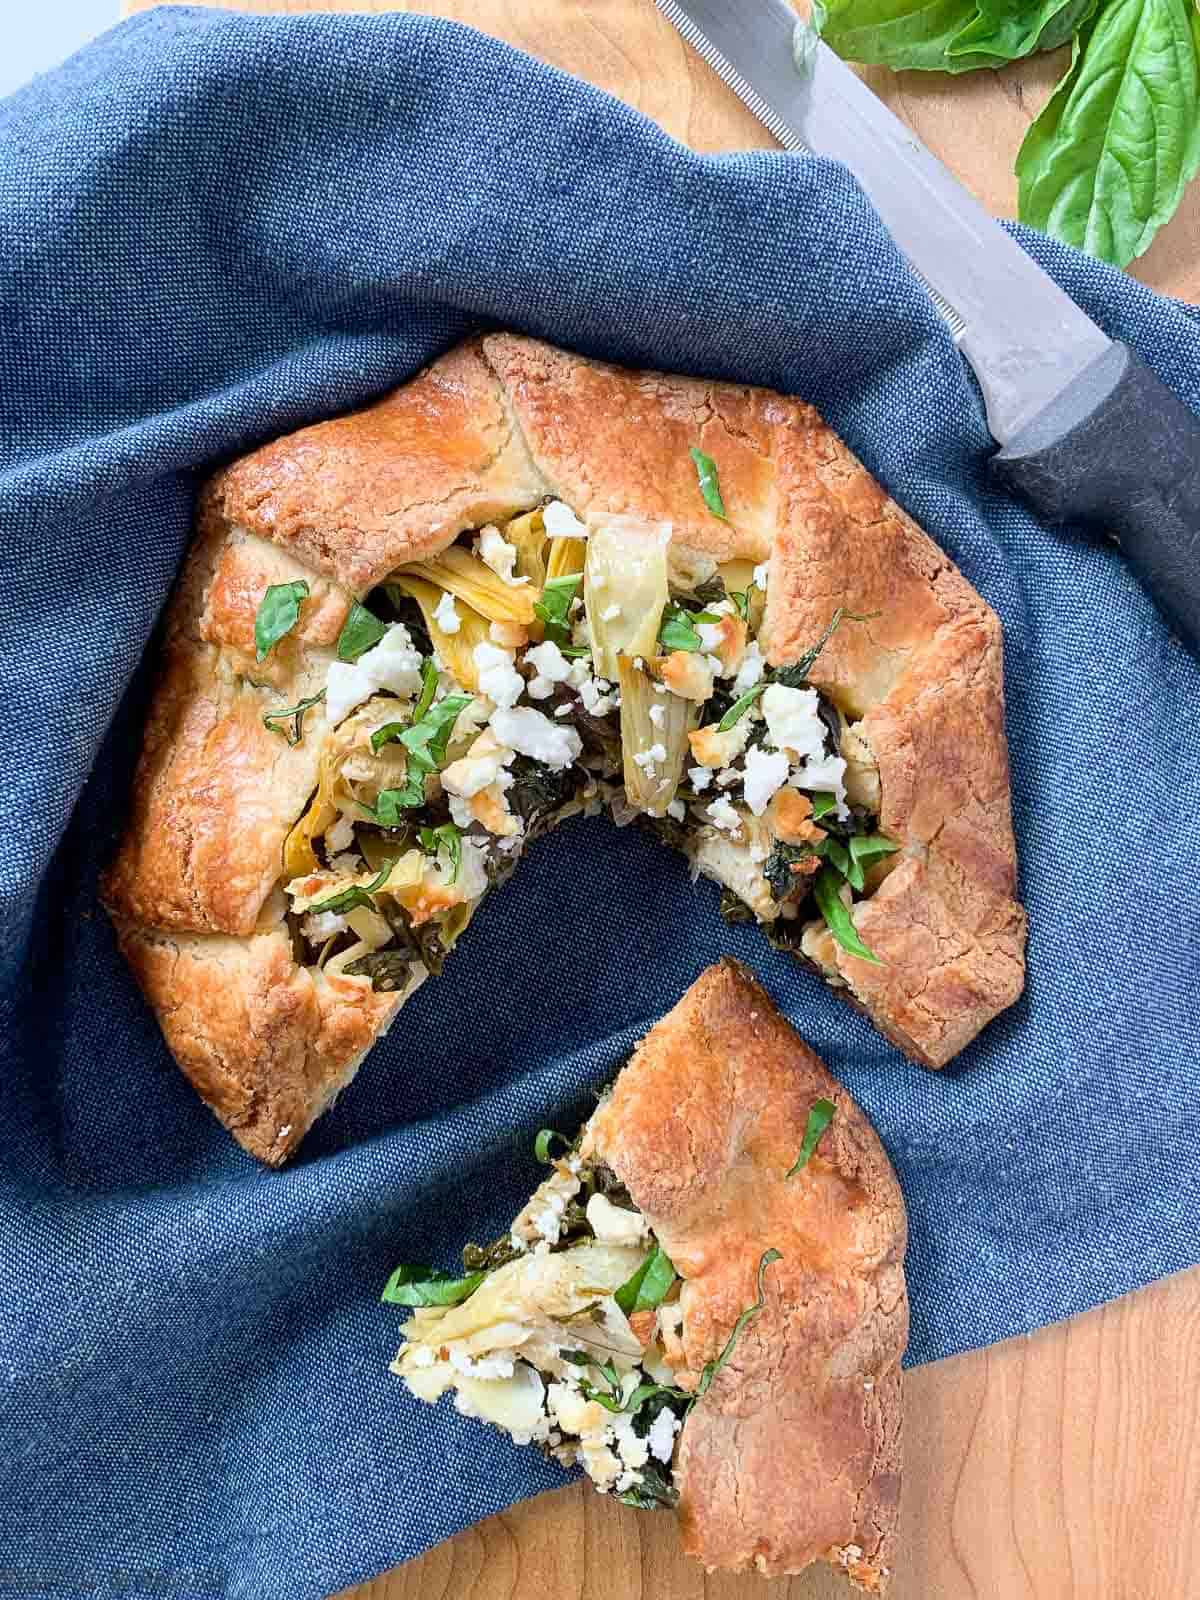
206 339 547 592
582 960 907 1588
106 331 1025 1160
481 333 778 562
112 921 405 1165
764 411 1026 1067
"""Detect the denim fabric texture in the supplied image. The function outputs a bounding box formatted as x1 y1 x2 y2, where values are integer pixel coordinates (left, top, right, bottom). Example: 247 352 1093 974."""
1 8 1197 1598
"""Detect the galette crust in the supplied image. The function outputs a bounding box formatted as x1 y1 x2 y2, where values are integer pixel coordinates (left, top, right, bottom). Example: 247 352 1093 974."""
103 333 1025 1161
582 960 907 1589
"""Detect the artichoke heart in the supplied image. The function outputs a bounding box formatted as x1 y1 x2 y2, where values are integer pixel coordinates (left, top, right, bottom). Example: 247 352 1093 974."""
585 515 671 682
546 534 587 582
502 508 549 588
618 655 697 816
389 572 493 691
397 545 538 626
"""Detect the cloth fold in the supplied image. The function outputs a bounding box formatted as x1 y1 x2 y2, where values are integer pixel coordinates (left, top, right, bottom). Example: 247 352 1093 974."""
1 9 1197 1598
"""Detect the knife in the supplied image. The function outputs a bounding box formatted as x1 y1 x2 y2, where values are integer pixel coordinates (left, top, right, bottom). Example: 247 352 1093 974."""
654 0 1200 650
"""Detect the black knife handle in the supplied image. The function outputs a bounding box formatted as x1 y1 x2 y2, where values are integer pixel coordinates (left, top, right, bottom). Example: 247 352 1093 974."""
993 342 1200 651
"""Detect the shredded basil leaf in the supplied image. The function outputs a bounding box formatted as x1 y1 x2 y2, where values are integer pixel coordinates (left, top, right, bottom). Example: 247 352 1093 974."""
689 446 729 521
254 581 309 661
534 574 581 650
658 603 718 654
311 858 394 915
813 864 882 964
717 680 766 731
787 1098 836 1178
810 791 837 820
401 694 473 768
615 1243 677 1316
534 1128 571 1163
381 1263 486 1307
362 779 425 822
418 821 462 884
336 601 388 662
262 688 325 747
771 608 878 688
617 1462 680 1511
849 833 900 866
729 589 751 622
695 1247 782 1399
370 659 441 755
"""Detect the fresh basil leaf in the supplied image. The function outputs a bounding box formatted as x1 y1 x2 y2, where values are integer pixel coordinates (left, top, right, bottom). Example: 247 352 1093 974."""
336 601 388 662
658 603 702 653
813 864 882 965
614 1244 677 1316
948 0 1099 62
717 681 766 731
418 822 462 884
689 446 729 521
771 607 878 689
579 1384 625 1414
262 689 325 747
343 948 412 993
254 581 309 661
363 776 426 823
1016 0 1200 266
534 574 581 649
849 833 900 866
729 589 751 622
819 0 1007 71
787 1098 836 1178
401 693 473 768
534 1128 571 1163
311 858 394 915
381 1263 486 1307
369 721 407 757
411 656 439 721
810 791 838 820
695 1247 782 1399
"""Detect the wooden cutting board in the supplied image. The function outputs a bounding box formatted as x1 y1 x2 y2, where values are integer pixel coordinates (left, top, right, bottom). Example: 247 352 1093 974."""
120 2 1200 1595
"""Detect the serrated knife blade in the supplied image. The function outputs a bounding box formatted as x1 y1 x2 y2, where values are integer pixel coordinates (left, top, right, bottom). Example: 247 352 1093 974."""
653 0 1200 651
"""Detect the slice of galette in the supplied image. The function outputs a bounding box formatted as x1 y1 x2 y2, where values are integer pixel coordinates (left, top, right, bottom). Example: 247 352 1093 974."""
388 961 908 1589
102 332 1026 1163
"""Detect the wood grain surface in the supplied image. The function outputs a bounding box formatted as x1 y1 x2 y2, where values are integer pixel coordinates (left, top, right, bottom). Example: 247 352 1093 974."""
122 1 1200 1592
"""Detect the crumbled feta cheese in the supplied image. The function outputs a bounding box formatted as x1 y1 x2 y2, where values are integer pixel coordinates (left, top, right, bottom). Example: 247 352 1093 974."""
753 560 769 589
600 602 622 622
585 1193 649 1244
330 851 362 877
648 703 666 728
704 653 723 677
448 1347 518 1380
742 747 791 815
473 642 525 709
707 796 743 835
761 682 827 761
525 640 572 684
324 623 423 724
441 736 514 798
696 622 723 652
478 525 526 585
646 1407 680 1463
578 675 617 717
301 910 348 943
733 641 765 694
648 742 667 763
447 793 474 829
433 590 461 634
716 766 739 788
632 749 657 772
543 500 588 539
666 799 686 822
791 752 849 818
690 765 714 792
406 1344 437 1369
554 704 572 718
489 706 582 770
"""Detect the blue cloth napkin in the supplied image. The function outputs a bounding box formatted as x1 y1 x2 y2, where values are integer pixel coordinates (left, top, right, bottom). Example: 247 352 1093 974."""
1 9 1198 1598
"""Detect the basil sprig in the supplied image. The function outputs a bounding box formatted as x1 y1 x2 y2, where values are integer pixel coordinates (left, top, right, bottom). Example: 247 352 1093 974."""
695 1247 782 1399
262 688 325 746
367 687 473 817
534 574 584 652
418 822 462 884
772 607 878 689
689 446 729 521
614 1244 676 1316
658 603 720 654
717 680 766 731
311 858 394 916
787 1098 836 1178
810 791 837 820
336 601 388 662
813 865 881 965
254 580 309 661
381 1263 486 1308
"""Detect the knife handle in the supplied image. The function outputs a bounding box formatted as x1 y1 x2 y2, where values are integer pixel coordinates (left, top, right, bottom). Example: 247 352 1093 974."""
993 342 1200 652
